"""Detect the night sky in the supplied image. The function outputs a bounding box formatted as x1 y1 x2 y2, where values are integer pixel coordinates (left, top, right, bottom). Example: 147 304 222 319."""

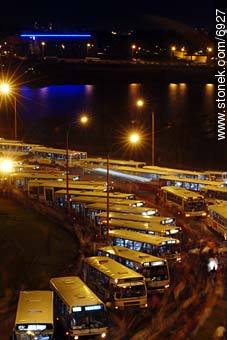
0 0 215 32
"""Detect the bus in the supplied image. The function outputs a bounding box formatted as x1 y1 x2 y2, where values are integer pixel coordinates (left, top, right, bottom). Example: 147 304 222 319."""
28 180 107 202
13 290 54 340
160 186 207 218
29 146 87 164
200 185 227 205
99 218 182 239
50 276 108 339
207 203 227 240
97 246 170 292
109 229 181 262
55 189 135 200
204 171 227 182
80 157 146 168
71 196 145 208
159 175 223 192
144 165 208 180
96 212 176 226
83 256 147 309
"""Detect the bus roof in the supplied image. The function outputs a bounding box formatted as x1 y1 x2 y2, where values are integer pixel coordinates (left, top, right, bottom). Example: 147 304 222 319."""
208 204 227 219
109 229 180 246
50 276 103 309
160 175 223 187
96 212 175 224
102 218 180 234
15 291 53 325
98 246 166 265
144 165 204 176
71 196 143 206
32 146 83 155
83 158 146 167
83 256 144 280
161 186 204 199
55 190 134 199
28 180 105 191
85 203 158 215
201 185 227 193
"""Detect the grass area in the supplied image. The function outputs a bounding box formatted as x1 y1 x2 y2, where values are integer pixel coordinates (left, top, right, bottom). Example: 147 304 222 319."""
0 196 79 294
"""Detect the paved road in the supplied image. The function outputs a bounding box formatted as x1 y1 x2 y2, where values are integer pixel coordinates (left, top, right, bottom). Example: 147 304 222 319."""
0 196 80 340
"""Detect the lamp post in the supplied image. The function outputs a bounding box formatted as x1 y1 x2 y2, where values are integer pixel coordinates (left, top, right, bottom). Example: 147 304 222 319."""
131 44 136 59
66 114 89 210
136 99 155 165
0 82 17 140
41 41 46 58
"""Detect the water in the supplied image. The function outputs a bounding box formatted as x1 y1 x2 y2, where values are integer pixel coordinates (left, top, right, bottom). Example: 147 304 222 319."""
0 82 225 170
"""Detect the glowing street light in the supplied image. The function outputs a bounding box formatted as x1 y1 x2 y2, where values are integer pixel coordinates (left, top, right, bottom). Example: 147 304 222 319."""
0 82 10 94
207 47 213 53
0 158 14 173
0 81 17 139
129 132 140 144
136 99 144 108
80 115 89 125
131 44 137 59
171 46 176 51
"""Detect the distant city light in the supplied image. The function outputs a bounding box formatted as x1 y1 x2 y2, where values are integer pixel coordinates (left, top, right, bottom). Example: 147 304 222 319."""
41 41 46 46
207 47 213 53
80 115 89 124
20 34 91 38
131 44 136 49
171 46 176 51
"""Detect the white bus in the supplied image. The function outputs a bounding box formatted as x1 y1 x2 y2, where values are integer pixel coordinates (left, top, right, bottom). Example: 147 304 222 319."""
207 203 227 240
200 185 227 205
71 196 144 207
83 256 147 309
13 290 54 340
160 186 207 218
109 229 181 262
97 246 170 292
50 276 108 339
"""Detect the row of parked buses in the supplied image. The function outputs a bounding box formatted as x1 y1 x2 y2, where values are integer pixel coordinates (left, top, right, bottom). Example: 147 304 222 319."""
1 138 227 182
14 245 172 340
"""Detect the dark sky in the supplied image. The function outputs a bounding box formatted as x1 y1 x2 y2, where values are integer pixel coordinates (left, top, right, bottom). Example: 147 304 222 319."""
0 0 215 31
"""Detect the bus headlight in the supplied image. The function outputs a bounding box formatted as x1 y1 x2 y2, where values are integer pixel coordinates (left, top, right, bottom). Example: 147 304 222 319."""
165 284 170 289
185 213 190 217
101 332 106 338
202 212 207 216
115 306 119 309
74 336 79 340
145 303 148 308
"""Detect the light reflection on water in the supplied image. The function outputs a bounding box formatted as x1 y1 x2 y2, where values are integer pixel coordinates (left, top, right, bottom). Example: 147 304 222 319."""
4 82 222 169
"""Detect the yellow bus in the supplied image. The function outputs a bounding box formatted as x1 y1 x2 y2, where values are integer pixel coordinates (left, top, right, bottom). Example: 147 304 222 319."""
159 175 223 192
55 189 135 200
160 186 207 218
109 229 181 262
96 211 176 226
201 185 227 205
13 290 54 340
83 256 147 309
97 246 170 292
207 203 227 240
50 276 108 339
99 218 182 239
71 196 145 207
28 180 107 202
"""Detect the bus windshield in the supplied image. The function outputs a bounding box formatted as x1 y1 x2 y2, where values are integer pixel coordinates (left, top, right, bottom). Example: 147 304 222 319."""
115 284 146 299
142 266 168 281
159 243 180 255
71 310 107 330
184 199 205 212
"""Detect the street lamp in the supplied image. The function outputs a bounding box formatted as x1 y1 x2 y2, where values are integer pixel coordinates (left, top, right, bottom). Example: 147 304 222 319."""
41 41 46 58
131 44 136 59
0 81 17 140
66 114 89 209
135 99 155 165
129 132 140 144
0 158 14 174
